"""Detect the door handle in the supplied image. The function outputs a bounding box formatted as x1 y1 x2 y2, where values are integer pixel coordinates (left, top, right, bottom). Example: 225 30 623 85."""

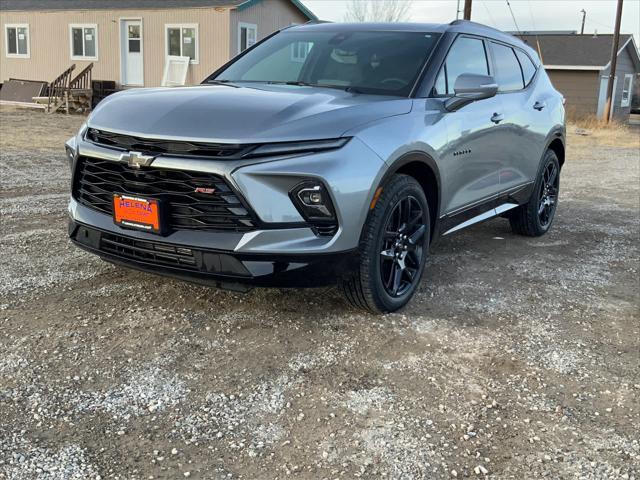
491 113 504 124
533 101 546 111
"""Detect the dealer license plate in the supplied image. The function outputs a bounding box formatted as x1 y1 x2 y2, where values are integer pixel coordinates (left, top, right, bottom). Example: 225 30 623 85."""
113 194 161 234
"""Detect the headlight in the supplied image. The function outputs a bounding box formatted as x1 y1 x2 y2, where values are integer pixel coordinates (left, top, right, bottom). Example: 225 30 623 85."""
65 136 77 171
246 138 349 158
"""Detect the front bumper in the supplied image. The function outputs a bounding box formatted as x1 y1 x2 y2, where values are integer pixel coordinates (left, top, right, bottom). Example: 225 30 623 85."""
69 220 358 289
72 135 387 255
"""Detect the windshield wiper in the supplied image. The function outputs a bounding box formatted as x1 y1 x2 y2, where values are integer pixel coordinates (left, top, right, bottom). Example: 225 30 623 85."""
265 81 315 87
266 81 363 93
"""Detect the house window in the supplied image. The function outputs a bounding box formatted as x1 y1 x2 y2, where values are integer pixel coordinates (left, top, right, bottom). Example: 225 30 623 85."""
5 24 29 58
166 24 198 63
70 24 97 60
621 74 633 107
291 41 313 63
238 22 257 53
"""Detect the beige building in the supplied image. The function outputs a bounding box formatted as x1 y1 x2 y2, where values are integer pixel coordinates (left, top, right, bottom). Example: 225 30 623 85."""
0 0 315 88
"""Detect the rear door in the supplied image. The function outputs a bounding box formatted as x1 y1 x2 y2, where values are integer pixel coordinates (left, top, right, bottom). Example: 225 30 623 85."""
489 41 546 192
438 35 505 215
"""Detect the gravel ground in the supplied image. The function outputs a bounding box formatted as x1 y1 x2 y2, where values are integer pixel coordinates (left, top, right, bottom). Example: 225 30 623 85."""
0 107 639 479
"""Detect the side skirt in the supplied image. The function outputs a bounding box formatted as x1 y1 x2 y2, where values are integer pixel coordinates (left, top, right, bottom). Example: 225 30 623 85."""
435 182 534 238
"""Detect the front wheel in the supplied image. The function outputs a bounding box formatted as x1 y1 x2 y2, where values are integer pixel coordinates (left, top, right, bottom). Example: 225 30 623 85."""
509 150 560 237
340 174 430 313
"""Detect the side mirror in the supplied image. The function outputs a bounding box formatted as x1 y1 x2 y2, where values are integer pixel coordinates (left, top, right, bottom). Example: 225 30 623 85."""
444 73 498 112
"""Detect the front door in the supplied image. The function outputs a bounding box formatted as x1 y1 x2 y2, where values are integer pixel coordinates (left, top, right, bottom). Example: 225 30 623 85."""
121 20 143 86
435 35 503 215
442 96 505 214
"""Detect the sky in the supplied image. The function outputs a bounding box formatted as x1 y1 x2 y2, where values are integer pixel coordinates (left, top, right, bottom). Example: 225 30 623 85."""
302 0 640 41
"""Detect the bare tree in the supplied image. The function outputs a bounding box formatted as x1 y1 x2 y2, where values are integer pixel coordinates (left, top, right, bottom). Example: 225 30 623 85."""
344 0 413 23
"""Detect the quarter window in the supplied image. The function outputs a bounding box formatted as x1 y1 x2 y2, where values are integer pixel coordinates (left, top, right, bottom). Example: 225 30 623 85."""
515 49 536 86
434 36 489 96
492 42 524 92
166 24 198 63
5 24 29 58
70 24 97 59
238 22 257 53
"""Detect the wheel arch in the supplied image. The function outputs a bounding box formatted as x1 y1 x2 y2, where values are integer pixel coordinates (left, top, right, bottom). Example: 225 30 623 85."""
545 130 566 170
379 152 442 240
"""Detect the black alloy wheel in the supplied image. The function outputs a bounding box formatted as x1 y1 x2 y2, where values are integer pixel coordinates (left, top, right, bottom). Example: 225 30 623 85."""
340 174 430 313
379 196 427 297
538 160 559 228
509 149 561 237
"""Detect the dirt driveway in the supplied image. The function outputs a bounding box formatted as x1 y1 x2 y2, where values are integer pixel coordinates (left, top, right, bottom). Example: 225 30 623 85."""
1 107 638 479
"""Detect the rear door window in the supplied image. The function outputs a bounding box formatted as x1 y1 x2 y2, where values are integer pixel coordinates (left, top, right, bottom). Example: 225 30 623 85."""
434 36 489 96
515 49 537 86
491 42 524 92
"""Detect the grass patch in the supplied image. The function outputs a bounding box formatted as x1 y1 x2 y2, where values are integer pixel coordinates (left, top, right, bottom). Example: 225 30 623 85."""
568 115 639 149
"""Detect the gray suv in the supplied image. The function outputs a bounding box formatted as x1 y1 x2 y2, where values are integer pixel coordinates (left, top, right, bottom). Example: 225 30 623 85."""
67 20 565 313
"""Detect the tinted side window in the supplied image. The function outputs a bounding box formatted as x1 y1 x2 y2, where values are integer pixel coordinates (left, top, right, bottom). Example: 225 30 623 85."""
492 42 524 91
434 36 489 95
515 49 536 86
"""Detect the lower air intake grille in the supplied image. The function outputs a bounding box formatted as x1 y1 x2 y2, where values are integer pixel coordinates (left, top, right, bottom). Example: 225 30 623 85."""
100 233 198 270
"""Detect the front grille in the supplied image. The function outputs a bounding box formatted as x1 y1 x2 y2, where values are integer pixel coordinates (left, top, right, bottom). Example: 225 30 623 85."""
86 128 255 159
73 156 256 232
100 232 198 270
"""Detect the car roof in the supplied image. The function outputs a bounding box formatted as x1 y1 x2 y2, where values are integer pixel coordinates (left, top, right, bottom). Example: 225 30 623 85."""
288 20 539 63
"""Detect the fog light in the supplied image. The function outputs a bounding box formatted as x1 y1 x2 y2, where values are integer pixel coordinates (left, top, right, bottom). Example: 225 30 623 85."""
299 186 325 207
290 181 336 223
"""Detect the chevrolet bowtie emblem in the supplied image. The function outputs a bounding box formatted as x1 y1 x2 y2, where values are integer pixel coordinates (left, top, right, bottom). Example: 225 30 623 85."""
120 151 155 169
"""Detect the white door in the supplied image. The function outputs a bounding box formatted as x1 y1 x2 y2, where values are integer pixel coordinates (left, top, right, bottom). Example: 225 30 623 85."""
597 75 617 119
121 20 143 86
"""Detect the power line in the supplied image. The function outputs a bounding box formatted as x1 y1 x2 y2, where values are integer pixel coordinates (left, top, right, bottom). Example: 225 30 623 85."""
480 0 497 26
526 0 544 62
505 0 521 35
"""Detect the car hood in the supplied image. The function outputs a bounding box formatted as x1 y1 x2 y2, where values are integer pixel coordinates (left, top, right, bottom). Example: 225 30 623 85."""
87 85 412 144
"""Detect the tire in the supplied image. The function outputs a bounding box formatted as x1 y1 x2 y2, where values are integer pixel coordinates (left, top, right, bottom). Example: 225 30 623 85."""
509 149 560 237
340 174 430 313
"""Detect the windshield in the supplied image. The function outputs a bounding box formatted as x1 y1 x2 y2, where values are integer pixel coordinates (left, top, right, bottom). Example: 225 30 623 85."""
210 30 441 97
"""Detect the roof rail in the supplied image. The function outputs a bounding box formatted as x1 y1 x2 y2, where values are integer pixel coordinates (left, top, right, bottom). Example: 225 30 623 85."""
304 19 332 24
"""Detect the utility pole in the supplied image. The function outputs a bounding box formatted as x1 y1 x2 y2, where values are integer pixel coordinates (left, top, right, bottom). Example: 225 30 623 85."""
456 0 461 20
463 0 472 20
604 0 623 123
580 9 586 34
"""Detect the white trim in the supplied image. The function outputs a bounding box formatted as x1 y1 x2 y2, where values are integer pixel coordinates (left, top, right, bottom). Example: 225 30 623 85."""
164 23 199 64
69 23 98 61
237 22 257 54
119 18 144 87
621 73 633 107
601 37 640 72
543 65 603 71
4 23 30 58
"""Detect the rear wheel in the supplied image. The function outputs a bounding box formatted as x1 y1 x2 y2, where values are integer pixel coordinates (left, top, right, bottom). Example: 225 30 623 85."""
509 150 560 237
340 174 430 313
